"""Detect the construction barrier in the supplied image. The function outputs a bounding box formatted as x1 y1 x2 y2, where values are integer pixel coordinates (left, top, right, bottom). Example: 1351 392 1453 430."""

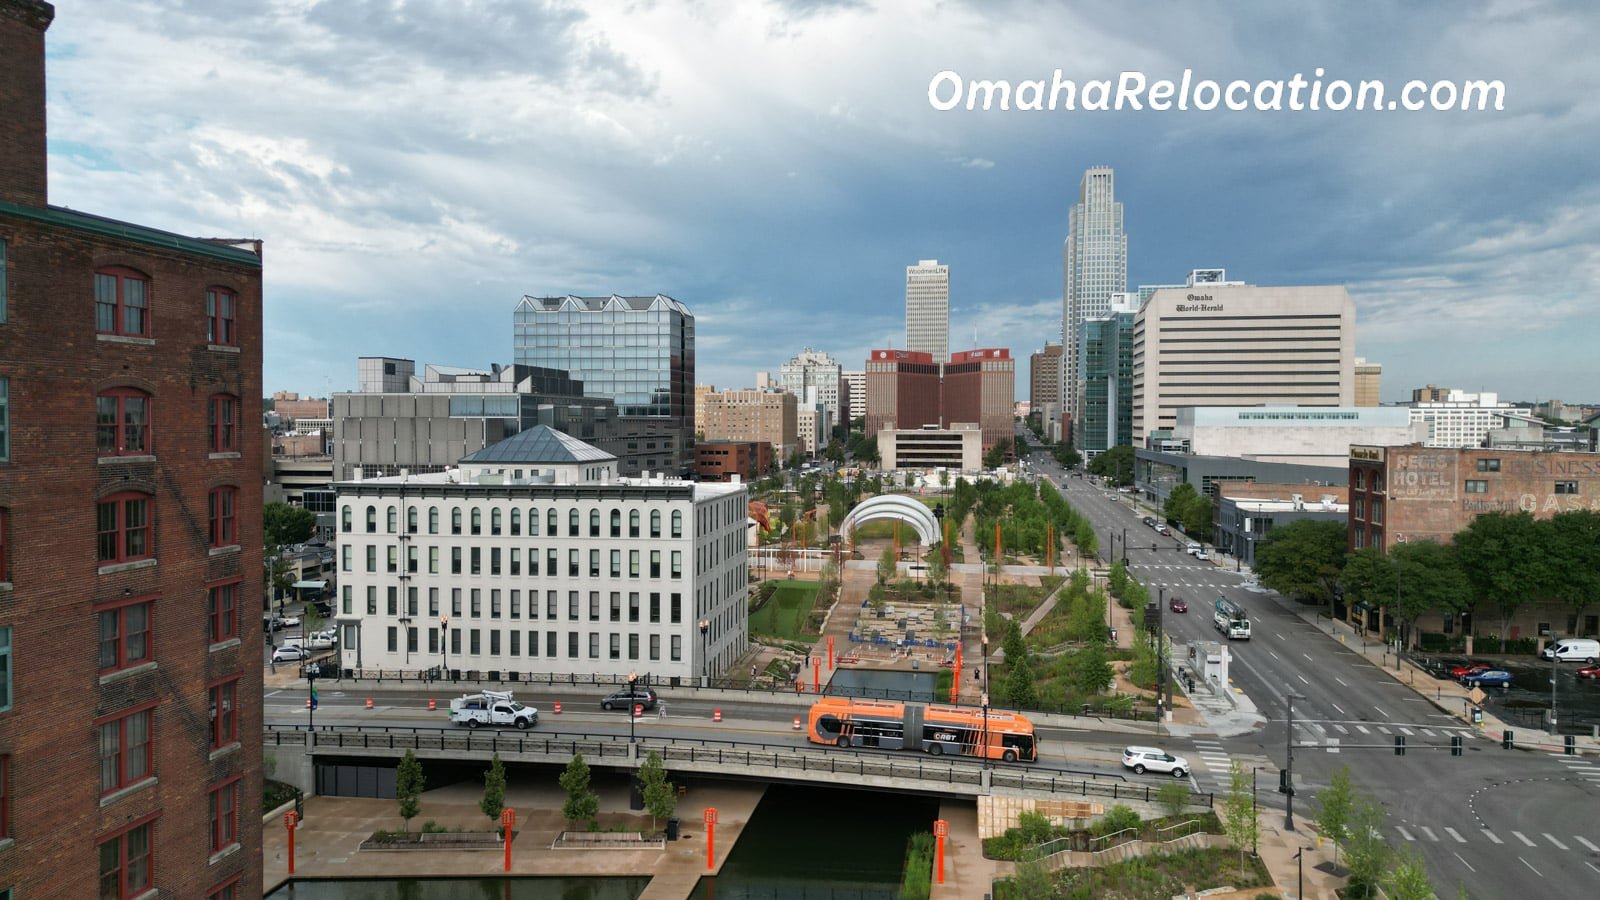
554 701 562 714
365 697 373 710
712 709 722 723
427 698 436 711
792 717 802 731
633 704 643 719
304 697 311 708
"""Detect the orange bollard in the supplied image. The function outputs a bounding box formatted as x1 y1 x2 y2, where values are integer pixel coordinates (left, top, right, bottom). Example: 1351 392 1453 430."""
554 701 562 714
427 698 436 711
713 709 722 723
501 808 516 872
792 716 802 730
705 808 718 871
813 659 820 693
284 811 298 875
365 696 374 710
934 820 948 883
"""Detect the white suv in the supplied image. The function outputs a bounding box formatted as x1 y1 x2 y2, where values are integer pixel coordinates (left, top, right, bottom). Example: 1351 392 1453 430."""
1122 746 1189 778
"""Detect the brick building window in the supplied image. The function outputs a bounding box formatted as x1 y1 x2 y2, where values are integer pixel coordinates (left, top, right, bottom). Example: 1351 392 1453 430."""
209 394 238 452
1477 458 1501 472
0 506 9 582
96 388 151 456
209 777 239 852
97 599 153 673
207 582 238 643
206 288 237 346
207 877 241 900
0 753 9 839
0 376 8 461
209 679 238 749
97 818 154 899
1555 481 1580 495
94 267 150 337
209 487 238 548
0 626 10 712
97 706 154 793
97 493 153 564
1464 480 1488 494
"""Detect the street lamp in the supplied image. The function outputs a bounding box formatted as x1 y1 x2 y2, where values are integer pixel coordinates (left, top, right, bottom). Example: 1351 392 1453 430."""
980 633 991 767
440 615 450 681
1121 526 1129 565
627 671 639 743
1284 692 1305 830
698 619 711 688
398 614 413 666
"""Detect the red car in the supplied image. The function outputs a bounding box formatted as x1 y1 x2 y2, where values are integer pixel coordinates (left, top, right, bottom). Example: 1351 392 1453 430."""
1577 665 1600 680
1449 663 1492 679
1169 596 1188 613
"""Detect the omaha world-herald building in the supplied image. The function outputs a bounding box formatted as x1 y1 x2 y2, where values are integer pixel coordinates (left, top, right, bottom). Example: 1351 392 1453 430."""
332 427 748 683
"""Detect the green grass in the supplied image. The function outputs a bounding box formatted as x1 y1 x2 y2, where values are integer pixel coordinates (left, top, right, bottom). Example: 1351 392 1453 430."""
748 580 823 640
995 845 1268 899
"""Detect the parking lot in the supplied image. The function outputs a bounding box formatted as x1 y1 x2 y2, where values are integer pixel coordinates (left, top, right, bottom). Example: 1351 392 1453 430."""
1418 654 1600 735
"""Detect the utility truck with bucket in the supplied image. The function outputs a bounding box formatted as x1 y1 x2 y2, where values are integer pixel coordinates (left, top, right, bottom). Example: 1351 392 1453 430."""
448 689 538 729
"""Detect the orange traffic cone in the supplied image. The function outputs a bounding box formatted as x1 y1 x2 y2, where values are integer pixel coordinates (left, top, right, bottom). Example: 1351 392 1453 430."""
365 696 373 710
427 698 436 711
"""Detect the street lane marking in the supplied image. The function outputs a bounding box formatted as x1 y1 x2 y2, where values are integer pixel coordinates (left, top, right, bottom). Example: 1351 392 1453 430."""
1334 677 1348 687
1444 827 1466 843
1373 706 1389 718
1269 651 1280 661
1512 831 1536 847
1333 724 1349 734
1573 836 1599 853
1356 725 1370 734
1453 851 1476 872
1587 861 1600 877
1419 826 1437 841
1377 726 1392 735
1482 829 1502 844
1420 729 1436 737
1331 702 1345 715
1543 833 1569 850
1399 727 1414 736
1520 857 1544 877
1303 652 1313 661
1395 826 1415 841
1297 674 1309 685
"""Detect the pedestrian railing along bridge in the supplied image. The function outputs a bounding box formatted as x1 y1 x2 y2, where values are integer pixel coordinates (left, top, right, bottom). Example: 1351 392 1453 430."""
265 724 1211 807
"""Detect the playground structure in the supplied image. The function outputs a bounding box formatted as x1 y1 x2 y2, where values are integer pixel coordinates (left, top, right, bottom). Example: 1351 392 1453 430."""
846 599 962 663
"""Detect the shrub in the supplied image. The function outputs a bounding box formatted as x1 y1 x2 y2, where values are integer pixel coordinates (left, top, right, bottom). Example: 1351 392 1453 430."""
1157 782 1191 818
1094 805 1141 837
898 831 935 900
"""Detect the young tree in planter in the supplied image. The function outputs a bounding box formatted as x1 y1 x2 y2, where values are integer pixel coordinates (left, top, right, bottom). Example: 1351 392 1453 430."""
638 751 676 833
1315 765 1354 866
480 752 507 830
877 544 898 585
1385 844 1436 900
1343 799 1391 899
559 753 599 830
396 749 425 833
1220 760 1259 877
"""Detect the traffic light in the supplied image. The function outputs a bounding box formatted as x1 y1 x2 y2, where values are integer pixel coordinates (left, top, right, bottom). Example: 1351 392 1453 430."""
1394 735 1406 756
1151 542 1158 552
1278 770 1293 795
1451 736 1463 757
933 503 945 520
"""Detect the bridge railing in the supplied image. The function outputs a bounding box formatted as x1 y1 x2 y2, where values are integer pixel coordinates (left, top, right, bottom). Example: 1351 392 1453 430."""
265 724 1209 807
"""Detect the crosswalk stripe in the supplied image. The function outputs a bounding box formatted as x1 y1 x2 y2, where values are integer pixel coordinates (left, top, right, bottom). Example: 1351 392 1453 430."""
1334 724 1349 734
1482 829 1502 844
1356 725 1370 734
1419 826 1438 841
1420 729 1436 737
1396 826 1415 841
1544 833 1569 850
1444 827 1466 843
1574 836 1600 852
1512 831 1536 847
1377 725 1392 735
1400 727 1414 736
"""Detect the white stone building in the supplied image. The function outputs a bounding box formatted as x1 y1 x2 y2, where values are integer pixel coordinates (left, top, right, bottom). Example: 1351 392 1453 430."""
1407 390 1526 448
333 426 748 684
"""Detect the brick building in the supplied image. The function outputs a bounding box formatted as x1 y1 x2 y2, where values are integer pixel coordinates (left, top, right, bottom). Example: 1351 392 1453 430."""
0 3 264 897
864 349 942 443
864 348 1014 455
694 440 772 482
697 389 798 460
943 349 1016 453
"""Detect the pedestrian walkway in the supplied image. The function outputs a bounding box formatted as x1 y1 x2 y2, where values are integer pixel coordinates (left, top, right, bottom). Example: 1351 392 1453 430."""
1389 821 1600 854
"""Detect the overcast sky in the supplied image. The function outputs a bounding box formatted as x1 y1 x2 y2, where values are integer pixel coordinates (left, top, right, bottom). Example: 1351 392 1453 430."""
42 0 1600 404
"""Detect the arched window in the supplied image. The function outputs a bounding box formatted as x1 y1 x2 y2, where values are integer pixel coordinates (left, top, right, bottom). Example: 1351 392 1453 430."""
407 506 418 533
610 509 622 537
208 394 238 452
428 507 439 534
629 510 640 538
471 508 482 535
94 267 150 337
491 509 502 535
671 510 683 538
452 508 462 535
589 509 600 537
365 506 377 533
96 388 151 456
97 491 154 564
546 509 557 535
386 506 398 533
510 509 521 536
568 509 580 536
341 506 352 532
529 508 541 536
650 510 661 538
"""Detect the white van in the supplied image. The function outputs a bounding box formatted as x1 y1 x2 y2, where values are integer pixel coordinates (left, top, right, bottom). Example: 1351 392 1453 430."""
1542 638 1600 663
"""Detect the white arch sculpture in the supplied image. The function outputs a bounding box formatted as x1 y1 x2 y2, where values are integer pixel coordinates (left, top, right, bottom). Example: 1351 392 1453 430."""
838 494 940 547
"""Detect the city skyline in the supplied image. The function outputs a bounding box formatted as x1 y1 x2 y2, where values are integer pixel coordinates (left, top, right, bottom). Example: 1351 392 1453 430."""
35 1 1600 403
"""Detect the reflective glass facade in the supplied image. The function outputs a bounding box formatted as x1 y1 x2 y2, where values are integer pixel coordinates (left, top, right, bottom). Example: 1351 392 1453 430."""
513 295 695 424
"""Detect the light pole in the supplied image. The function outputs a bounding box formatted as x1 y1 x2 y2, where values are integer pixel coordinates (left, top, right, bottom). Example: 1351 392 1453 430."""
440 615 450 681
398 614 413 667
627 671 639 743
981 633 990 767
1285 692 1304 831
694 614 707 685
1121 526 1128 565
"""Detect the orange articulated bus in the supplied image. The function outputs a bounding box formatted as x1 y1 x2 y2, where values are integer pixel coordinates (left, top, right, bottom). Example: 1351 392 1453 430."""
806 697 1039 763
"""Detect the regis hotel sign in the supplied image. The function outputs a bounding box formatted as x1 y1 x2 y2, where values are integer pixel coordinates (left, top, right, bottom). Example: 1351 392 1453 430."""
1388 450 1458 501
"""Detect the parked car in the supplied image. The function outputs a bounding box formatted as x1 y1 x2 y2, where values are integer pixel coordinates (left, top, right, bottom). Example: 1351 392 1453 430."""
1122 746 1189 778
1142 517 1157 528
1169 596 1188 613
1541 638 1600 664
271 645 309 663
601 687 658 711
278 613 301 627
1461 669 1513 687
1193 550 1209 561
1154 523 1170 535
1576 665 1600 680
1448 662 1493 679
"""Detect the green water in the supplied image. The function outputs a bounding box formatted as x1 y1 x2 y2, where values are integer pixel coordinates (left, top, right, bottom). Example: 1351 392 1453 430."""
688 784 941 899
266 876 650 900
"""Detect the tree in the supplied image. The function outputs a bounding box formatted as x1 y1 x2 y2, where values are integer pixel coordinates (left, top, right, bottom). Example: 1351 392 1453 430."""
396 749 424 832
638 751 676 833
1452 512 1546 639
480 752 507 828
1052 444 1082 469
263 502 318 548
1252 520 1349 609
1343 799 1390 898
1005 857 1056 899
1004 656 1037 709
1340 547 1396 621
1001 617 1027 665
1390 540 1472 648
1384 845 1436 900
1086 445 1133 485
1157 781 1191 818
1163 483 1200 527
1066 643 1115 696
559 753 599 829
1219 760 1259 876
983 438 1013 470
1539 510 1600 626
266 548 296 615
877 544 897 585
1315 765 1354 866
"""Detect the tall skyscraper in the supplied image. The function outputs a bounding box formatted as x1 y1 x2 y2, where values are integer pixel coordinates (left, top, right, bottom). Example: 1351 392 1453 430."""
1061 167 1127 436
1077 295 1138 454
1 4 265 894
905 259 950 361
779 348 844 437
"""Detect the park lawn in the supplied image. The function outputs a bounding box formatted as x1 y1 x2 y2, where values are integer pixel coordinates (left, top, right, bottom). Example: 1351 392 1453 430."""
995 846 1271 900
749 580 823 640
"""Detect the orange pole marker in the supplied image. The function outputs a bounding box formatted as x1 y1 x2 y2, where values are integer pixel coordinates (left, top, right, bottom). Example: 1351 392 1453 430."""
934 819 949 884
284 811 298 875
704 808 718 870
501 808 516 872
792 716 802 730
812 659 820 693
827 635 835 670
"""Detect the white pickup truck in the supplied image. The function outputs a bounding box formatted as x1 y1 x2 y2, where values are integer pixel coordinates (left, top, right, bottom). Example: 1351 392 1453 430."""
447 690 539 729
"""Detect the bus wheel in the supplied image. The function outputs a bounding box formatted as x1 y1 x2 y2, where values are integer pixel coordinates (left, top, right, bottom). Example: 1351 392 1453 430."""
929 744 942 756
837 736 851 749
1002 749 1018 763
